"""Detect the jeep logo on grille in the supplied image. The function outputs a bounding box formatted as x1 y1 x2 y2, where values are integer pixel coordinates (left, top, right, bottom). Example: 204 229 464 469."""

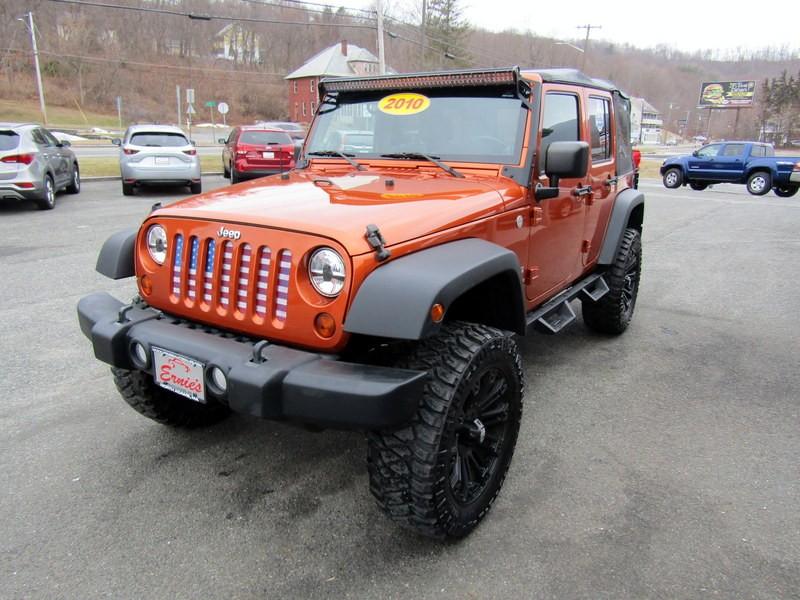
217 226 242 240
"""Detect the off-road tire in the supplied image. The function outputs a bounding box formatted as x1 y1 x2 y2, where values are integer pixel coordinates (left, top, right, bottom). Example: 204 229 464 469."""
65 163 80 194
663 167 682 189
122 182 135 196
747 171 771 196
774 185 798 198
35 174 56 210
582 227 642 335
111 367 230 428
367 321 524 539
190 181 202 194
689 182 707 191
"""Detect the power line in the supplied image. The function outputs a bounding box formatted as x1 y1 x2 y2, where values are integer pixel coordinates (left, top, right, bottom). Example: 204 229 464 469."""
241 0 375 17
2 47 287 81
47 0 377 29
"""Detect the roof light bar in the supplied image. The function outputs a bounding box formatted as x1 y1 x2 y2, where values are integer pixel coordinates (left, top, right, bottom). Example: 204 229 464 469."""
320 67 520 94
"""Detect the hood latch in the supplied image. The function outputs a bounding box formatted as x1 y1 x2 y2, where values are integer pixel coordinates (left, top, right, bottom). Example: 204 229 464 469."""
365 224 390 262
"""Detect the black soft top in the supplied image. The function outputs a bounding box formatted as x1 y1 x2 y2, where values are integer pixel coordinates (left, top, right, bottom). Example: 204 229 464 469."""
527 68 629 97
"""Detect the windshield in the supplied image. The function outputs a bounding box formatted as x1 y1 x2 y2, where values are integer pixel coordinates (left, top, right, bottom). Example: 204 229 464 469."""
239 131 292 145
129 132 189 147
306 88 527 164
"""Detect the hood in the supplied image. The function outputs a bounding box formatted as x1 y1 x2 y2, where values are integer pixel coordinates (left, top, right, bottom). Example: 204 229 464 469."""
153 168 524 256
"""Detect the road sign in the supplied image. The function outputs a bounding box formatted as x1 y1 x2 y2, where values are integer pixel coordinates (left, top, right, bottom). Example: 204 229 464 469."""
186 88 195 104
205 100 216 108
186 104 196 115
217 102 229 115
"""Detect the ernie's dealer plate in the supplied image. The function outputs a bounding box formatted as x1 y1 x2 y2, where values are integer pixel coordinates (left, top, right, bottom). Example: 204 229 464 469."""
152 347 206 403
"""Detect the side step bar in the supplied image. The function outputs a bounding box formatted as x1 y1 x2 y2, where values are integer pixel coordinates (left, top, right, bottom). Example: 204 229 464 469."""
525 273 609 335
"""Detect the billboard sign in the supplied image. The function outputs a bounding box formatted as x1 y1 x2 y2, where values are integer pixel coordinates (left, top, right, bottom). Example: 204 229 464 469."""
698 81 756 108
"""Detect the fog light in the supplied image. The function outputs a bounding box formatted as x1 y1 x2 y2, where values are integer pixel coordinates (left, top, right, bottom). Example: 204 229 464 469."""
132 342 148 366
314 312 336 338
209 366 227 393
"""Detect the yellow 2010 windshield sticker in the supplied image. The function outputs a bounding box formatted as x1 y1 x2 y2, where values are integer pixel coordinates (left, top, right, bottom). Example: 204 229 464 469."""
378 93 430 115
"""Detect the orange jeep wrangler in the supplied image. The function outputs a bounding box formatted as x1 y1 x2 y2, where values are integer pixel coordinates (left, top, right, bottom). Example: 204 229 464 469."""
78 68 643 539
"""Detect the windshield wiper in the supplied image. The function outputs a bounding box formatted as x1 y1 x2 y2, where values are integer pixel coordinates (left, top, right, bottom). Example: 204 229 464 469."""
379 152 464 178
306 150 365 171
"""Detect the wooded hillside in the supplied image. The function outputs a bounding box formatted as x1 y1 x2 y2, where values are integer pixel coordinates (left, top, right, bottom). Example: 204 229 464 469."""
2 0 798 140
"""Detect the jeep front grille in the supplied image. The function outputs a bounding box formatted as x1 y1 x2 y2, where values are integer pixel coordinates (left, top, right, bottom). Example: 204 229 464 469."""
170 233 292 322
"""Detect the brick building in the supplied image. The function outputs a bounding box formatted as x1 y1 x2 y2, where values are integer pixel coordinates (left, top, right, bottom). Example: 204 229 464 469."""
285 41 389 124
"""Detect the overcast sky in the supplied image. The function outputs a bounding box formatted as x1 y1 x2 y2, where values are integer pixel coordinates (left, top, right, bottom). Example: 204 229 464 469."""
337 0 798 54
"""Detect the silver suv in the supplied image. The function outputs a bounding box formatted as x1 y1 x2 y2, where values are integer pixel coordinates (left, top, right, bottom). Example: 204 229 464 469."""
114 124 201 196
0 123 80 210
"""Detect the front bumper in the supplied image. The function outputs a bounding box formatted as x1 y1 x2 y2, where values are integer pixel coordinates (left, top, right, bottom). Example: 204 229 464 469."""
77 292 425 429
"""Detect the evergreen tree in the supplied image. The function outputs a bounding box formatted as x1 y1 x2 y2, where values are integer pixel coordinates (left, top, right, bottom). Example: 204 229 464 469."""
424 0 471 68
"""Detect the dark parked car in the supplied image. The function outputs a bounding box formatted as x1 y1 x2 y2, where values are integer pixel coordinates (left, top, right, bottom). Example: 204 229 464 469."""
257 121 306 157
0 122 80 209
661 141 800 197
220 126 296 183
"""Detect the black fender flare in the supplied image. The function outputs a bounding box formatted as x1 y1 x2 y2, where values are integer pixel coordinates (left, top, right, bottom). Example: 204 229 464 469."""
96 228 137 279
344 238 525 340
598 187 645 265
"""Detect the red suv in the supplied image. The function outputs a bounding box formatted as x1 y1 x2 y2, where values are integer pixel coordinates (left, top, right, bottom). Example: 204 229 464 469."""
220 126 295 183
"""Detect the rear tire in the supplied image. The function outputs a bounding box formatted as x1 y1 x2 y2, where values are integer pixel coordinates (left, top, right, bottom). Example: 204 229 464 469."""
746 171 771 196
774 186 798 198
689 182 707 191
65 163 80 194
662 167 682 189
223 162 230 179
190 181 202 194
112 367 230 428
35 174 56 210
582 228 642 335
122 182 135 196
231 165 241 184
367 321 523 539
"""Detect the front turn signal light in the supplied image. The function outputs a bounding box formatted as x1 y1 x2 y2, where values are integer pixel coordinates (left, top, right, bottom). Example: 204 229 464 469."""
314 313 336 338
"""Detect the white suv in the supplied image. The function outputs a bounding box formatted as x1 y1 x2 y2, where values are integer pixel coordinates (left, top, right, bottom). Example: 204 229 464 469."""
114 124 201 196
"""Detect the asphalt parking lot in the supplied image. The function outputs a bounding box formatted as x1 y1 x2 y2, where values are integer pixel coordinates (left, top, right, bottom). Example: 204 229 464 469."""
1 177 798 599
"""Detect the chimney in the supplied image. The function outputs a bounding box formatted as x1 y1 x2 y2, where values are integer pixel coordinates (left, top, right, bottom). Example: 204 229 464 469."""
340 40 348 56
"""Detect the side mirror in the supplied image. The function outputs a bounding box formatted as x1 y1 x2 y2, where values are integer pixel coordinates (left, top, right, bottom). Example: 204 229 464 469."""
218 138 226 144
111 138 121 146
190 139 197 146
691 150 699 157
58 140 71 147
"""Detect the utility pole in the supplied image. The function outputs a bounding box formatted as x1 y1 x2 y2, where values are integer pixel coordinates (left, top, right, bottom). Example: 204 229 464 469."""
419 0 427 69
576 24 601 72
176 85 181 128
376 0 386 75
19 12 47 124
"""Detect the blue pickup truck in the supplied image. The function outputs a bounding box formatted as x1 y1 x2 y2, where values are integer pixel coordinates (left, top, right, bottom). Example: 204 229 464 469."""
660 141 800 197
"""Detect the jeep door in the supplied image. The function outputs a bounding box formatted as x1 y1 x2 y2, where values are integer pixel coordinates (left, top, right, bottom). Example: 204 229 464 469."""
526 87 587 304
583 93 616 266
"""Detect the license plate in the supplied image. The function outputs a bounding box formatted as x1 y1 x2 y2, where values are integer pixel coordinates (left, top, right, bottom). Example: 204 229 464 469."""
155 156 169 165
152 347 206 403
262 151 274 159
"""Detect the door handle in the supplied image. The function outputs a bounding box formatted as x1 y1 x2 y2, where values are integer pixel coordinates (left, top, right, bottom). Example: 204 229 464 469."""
604 176 619 187
572 185 593 197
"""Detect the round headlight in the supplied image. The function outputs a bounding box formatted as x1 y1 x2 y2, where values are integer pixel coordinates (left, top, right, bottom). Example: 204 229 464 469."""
146 224 168 265
308 247 346 297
